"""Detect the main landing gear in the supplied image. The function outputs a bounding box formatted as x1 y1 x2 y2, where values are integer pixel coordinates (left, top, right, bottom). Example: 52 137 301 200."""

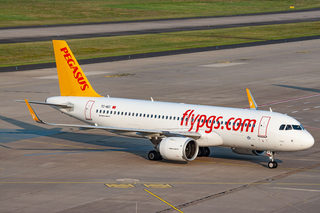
198 147 210 157
148 150 162 161
267 151 278 169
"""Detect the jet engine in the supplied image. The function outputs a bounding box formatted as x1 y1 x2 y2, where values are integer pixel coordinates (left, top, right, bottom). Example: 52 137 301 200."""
231 148 265 156
157 137 198 162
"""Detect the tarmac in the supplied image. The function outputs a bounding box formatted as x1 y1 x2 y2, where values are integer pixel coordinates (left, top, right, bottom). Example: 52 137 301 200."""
0 38 320 212
0 10 320 213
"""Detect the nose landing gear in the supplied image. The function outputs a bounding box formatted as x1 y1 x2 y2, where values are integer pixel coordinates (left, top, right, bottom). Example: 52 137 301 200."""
267 151 278 169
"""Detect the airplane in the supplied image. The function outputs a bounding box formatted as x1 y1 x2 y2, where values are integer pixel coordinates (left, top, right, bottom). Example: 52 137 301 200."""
21 40 314 169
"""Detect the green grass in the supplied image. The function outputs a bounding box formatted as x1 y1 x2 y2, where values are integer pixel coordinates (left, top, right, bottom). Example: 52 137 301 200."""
1 21 319 67
0 0 320 27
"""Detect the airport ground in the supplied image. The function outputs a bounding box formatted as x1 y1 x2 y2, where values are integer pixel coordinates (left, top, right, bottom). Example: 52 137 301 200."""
0 37 320 212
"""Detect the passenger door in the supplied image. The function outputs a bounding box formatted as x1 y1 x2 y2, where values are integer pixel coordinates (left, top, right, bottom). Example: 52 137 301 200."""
85 100 95 120
258 116 271 137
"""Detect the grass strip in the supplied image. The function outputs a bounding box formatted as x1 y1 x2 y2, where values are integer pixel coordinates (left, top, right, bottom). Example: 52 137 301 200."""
1 0 320 27
0 21 319 67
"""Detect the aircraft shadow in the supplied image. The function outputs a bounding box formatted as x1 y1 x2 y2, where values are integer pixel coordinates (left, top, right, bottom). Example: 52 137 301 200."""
204 146 283 168
0 115 281 167
272 84 320 93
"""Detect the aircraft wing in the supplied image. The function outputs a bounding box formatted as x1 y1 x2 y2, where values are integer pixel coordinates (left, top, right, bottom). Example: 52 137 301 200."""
24 99 201 139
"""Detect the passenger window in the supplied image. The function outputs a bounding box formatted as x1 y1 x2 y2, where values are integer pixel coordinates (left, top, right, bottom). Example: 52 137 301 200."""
140 113 142 117
170 116 172 120
292 125 302 130
114 111 117 114
107 111 109 114
151 114 153 118
96 109 98 113
99 110 102 113
285 125 292 130
118 111 120 115
121 112 123 115
162 116 164 119
147 114 149 118
279 124 285 130
125 112 127 116
166 116 168 119
173 117 176 120
177 117 179 121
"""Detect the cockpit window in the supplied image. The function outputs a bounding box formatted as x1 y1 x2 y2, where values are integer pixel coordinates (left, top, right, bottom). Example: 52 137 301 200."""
280 124 304 131
292 125 302 130
285 125 292 130
279 124 285 130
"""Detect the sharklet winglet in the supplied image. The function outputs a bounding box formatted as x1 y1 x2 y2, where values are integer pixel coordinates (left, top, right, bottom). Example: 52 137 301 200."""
25 99 44 123
246 88 259 110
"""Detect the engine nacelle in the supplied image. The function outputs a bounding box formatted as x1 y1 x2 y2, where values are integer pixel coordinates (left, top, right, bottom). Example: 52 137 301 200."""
158 137 198 162
231 148 265 156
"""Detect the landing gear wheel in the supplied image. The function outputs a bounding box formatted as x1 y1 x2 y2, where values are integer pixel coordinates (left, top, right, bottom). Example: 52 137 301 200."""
198 147 205 157
268 161 278 169
203 147 210 157
267 151 278 169
148 150 162 161
198 147 210 157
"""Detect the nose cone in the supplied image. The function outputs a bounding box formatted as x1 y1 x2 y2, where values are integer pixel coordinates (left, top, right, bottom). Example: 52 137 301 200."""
303 131 315 149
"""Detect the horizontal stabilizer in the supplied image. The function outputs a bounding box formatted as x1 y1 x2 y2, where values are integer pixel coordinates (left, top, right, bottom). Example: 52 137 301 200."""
16 100 73 108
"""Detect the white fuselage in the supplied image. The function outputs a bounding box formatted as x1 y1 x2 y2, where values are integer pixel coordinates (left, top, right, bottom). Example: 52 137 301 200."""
47 96 315 152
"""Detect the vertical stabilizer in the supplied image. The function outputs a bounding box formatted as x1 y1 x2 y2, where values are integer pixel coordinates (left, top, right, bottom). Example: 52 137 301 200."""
53 40 102 97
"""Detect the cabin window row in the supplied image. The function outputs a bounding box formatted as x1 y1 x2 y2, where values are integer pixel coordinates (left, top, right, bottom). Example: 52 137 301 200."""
96 109 255 127
96 109 181 121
